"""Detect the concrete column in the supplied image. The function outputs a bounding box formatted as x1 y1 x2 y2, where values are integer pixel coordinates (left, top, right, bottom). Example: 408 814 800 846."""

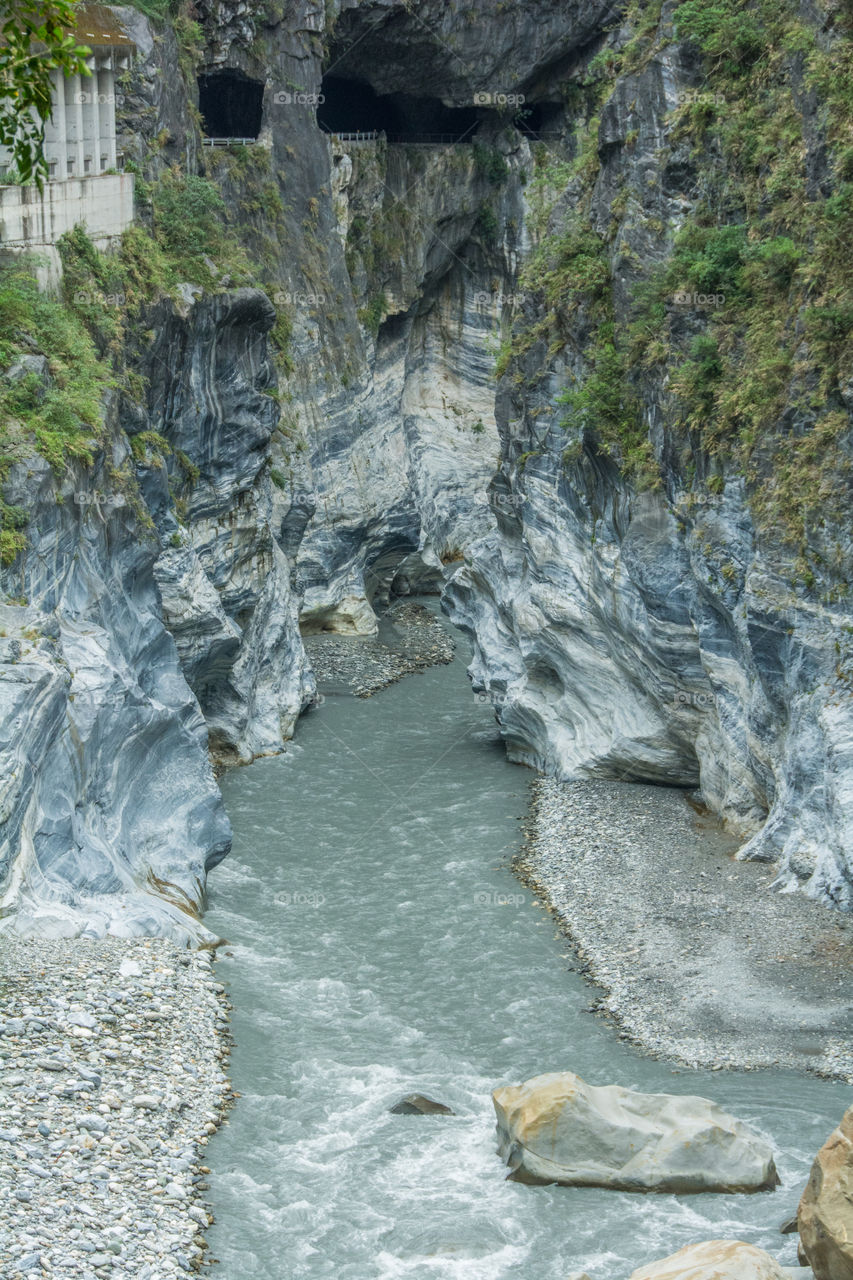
66 72 85 177
53 69 67 180
87 59 100 174
99 63 116 170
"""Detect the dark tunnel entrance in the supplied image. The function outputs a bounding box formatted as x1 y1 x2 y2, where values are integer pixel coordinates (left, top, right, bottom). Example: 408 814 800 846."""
198 69 264 140
318 75 481 142
514 102 564 139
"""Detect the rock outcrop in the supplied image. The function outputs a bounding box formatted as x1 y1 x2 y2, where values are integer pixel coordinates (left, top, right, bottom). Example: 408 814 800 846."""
2 0 851 932
389 1093 454 1116
492 1071 778 1192
0 432 229 941
798 1108 853 1280
443 0 853 906
137 288 315 763
629 1241 792 1280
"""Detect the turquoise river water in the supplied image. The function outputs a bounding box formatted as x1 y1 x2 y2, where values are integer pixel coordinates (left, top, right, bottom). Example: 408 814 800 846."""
205 613 849 1279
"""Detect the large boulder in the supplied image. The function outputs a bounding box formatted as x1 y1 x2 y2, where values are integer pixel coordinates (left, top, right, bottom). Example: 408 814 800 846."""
629 1240 792 1279
492 1072 779 1192
798 1107 853 1280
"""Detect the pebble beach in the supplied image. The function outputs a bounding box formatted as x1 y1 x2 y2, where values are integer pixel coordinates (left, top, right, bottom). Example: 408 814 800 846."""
0 938 232 1280
518 776 853 1083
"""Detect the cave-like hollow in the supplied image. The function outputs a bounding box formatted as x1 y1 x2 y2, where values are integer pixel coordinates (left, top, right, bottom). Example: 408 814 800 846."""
317 75 482 141
198 69 264 140
514 101 564 139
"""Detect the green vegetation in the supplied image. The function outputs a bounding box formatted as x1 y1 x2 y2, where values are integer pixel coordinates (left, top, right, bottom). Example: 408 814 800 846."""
151 169 254 288
0 1 91 186
358 292 388 338
130 431 171 463
475 205 498 245
0 264 114 474
506 0 853 548
473 143 509 185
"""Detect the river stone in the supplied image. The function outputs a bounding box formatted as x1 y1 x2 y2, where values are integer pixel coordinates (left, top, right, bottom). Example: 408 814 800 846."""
389 1093 454 1116
798 1107 853 1280
492 1072 779 1191
629 1241 791 1280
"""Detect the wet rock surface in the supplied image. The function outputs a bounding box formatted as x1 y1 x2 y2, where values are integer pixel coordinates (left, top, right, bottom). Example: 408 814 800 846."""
0 938 231 1279
389 1093 455 1116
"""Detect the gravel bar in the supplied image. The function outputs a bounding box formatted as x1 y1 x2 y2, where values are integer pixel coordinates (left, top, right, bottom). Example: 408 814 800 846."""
517 776 853 1082
0 937 233 1279
304 599 454 697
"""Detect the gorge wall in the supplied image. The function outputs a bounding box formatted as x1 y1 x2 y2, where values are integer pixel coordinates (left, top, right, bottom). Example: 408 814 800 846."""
0 0 850 934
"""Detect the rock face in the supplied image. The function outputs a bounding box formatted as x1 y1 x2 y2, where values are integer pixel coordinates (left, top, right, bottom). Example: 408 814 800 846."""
138 289 315 763
492 1072 778 1192
629 1241 792 1280
0 433 229 941
443 4 853 907
798 1108 853 1280
2 0 851 932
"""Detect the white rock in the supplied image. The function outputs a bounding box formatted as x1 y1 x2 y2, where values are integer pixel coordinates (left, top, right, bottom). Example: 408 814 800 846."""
492 1071 778 1192
630 1241 791 1280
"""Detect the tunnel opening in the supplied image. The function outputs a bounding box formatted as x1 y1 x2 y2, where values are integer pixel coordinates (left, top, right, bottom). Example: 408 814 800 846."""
514 102 564 140
198 69 264 140
318 74 482 142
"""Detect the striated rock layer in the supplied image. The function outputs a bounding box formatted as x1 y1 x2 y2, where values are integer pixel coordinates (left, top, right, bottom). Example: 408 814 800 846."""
1 0 851 930
444 3 853 906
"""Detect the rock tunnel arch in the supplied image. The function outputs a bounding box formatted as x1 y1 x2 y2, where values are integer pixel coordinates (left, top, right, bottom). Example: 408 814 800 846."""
317 74 482 141
198 69 264 140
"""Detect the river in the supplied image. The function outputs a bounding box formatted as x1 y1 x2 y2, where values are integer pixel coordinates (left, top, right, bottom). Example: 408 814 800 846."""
205 612 849 1279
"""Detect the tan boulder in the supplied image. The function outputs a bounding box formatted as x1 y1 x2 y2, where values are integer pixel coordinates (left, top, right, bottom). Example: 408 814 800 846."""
629 1240 791 1279
798 1107 853 1280
492 1071 778 1192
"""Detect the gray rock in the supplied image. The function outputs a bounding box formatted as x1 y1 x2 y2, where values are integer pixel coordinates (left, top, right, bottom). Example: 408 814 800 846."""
78 1116 109 1133
132 1095 161 1111
493 1072 778 1192
389 1093 455 1116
